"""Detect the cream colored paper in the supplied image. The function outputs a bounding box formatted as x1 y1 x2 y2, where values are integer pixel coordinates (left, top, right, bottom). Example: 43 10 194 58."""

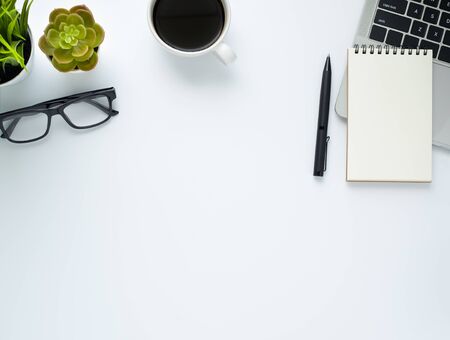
347 47 433 183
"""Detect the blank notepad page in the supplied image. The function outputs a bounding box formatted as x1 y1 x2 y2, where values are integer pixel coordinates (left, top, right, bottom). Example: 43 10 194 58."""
347 47 433 183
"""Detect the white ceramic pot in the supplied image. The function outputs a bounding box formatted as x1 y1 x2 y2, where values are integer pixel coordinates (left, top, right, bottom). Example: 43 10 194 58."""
0 29 34 88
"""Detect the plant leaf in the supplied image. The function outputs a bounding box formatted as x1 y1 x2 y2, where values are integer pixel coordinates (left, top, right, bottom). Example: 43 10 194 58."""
72 43 89 58
46 28 60 48
49 8 69 23
92 23 105 47
54 13 69 28
82 27 96 46
75 24 86 39
77 51 98 71
53 48 74 64
7 12 20 42
38 35 55 55
51 57 76 72
44 23 55 35
74 9 94 27
74 46 93 62
0 34 24 68
66 13 83 26
70 5 92 15
19 0 33 37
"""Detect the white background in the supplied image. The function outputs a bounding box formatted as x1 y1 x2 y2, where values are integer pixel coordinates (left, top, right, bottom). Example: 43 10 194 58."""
0 0 449 339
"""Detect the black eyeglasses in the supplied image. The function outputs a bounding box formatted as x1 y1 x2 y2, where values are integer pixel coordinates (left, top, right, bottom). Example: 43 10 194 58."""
0 87 119 144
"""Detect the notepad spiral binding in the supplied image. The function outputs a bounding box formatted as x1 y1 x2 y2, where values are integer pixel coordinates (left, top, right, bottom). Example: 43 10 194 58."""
353 44 428 56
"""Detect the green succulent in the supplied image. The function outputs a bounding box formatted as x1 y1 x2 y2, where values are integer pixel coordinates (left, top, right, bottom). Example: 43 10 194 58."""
0 0 33 79
39 5 105 72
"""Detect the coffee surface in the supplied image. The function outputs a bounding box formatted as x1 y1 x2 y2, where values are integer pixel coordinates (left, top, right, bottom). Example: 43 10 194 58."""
153 0 225 52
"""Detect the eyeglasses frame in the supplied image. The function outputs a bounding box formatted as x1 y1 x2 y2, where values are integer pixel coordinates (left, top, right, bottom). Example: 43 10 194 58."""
0 87 119 144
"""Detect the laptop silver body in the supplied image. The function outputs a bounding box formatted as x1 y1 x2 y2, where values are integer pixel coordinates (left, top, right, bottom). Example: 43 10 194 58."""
336 0 450 150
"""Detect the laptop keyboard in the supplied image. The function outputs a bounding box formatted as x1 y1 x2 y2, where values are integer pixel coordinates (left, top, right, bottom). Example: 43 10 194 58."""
370 0 450 64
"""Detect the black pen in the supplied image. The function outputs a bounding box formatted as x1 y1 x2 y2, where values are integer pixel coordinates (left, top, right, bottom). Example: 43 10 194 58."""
314 55 332 177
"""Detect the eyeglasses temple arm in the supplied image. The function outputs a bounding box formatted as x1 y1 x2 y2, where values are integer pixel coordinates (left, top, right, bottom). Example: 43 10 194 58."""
84 98 119 115
1 117 21 139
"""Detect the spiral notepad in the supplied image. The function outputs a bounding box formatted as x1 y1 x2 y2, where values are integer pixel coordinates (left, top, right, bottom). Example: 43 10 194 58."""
347 45 433 183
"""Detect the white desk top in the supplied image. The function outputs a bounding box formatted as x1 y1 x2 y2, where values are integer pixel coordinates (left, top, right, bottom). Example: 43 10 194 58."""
1 1 449 339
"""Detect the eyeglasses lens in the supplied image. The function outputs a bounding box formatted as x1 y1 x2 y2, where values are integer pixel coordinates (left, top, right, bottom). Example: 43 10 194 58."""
64 95 112 128
2 112 49 142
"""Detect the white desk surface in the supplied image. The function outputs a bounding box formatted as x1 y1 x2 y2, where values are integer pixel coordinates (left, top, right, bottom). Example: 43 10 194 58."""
1 1 449 339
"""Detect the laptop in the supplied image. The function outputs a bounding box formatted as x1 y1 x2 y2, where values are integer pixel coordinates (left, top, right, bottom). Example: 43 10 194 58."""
336 0 450 150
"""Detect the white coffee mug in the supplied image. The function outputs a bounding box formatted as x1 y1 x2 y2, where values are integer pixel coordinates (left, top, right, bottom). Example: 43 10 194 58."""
147 0 237 65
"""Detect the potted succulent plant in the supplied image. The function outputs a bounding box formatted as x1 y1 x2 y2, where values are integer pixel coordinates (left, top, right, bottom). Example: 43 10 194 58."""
0 0 34 87
39 5 105 72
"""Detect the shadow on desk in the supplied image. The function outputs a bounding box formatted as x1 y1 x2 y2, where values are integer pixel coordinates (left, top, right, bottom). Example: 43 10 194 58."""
155 49 237 87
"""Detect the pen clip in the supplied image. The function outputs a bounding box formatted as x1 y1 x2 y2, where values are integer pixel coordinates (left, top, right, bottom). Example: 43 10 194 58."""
323 136 330 172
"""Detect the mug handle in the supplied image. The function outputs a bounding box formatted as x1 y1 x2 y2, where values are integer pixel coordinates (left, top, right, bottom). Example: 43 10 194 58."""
213 43 237 65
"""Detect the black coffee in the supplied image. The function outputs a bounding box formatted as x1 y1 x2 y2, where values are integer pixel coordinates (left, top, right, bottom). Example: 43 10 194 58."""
153 0 225 52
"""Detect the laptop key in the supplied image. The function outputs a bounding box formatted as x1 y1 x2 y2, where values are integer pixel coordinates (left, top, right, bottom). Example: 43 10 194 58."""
374 9 412 32
443 30 450 45
438 46 450 62
427 25 444 42
386 30 403 46
440 1 450 11
370 25 387 42
424 0 440 7
379 0 408 14
420 39 440 57
423 7 440 24
440 12 450 28
411 20 429 37
403 35 420 48
407 2 424 19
